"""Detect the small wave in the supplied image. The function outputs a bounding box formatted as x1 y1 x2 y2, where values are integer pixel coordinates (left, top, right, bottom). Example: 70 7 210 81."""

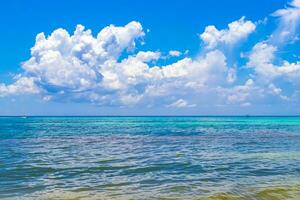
10 184 300 200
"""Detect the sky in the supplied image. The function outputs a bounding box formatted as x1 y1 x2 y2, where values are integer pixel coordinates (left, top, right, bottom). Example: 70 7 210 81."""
1 0 300 116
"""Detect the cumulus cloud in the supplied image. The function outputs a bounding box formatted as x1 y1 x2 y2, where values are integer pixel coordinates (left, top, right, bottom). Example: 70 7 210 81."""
271 0 300 44
0 77 39 97
1 20 240 107
22 22 144 95
244 0 300 95
15 21 146 103
218 79 260 105
200 17 256 49
217 78 288 106
1 2 300 109
247 41 300 83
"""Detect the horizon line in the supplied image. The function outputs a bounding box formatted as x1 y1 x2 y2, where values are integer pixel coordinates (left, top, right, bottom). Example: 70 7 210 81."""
1 115 300 117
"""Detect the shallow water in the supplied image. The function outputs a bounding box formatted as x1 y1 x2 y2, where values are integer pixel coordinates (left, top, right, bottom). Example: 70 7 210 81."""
1 116 300 199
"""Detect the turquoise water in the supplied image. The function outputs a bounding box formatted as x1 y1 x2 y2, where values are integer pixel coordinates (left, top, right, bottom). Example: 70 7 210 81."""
1 116 300 199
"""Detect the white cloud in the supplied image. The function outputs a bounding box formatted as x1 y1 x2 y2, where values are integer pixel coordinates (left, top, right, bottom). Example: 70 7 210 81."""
217 77 290 106
98 49 229 106
17 22 145 101
200 17 256 49
97 21 145 57
246 42 279 79
271 0 300 44
218 79 259 104
168 50 181 57
167 99 196 108
243 0 300 93
135 51 160 62
1 4 300 110
0 77 39 97
247 42 300 82
268 83 289 100
1 20 235 107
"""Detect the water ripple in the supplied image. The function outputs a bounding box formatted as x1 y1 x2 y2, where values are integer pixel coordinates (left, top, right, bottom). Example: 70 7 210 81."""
0 116 300 199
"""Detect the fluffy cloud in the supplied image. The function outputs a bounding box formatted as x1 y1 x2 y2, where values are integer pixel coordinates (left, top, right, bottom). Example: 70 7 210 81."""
200 17 256 49
246 42 279 79
243 0 300 101
22 22 144 95
0 77 39 97
1 20 240 106
247 41 300 83
97 49 229 106
1 2 300 109
233 0 300 106
271 0 300 44
218 79 256 105
168 50 181 57
217 78 288 106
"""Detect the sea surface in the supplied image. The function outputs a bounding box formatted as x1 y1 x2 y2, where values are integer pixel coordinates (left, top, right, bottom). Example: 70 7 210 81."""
1 116 300 199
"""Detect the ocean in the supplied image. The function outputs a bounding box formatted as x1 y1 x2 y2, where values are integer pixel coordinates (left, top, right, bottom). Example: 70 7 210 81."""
0 116 300 199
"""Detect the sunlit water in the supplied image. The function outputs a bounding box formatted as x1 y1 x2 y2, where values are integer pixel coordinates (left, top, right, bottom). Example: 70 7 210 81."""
1 116 300 199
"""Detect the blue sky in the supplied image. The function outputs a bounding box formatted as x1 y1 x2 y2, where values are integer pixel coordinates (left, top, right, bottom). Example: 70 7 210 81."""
1 0 300 115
